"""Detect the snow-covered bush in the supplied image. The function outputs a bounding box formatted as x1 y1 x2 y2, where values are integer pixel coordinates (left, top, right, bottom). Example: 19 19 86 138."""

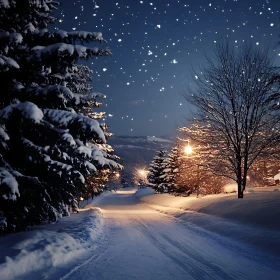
223 183 238 193
0 0 121 232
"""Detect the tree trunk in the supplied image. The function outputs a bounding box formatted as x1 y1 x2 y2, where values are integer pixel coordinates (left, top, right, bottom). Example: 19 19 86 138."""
237 162 243 198
237 182 243 198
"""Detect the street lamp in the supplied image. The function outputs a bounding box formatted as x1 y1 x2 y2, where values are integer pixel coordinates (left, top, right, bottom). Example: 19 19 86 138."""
177 136 192 157
184 144 193 156
137 169 149 189
182 141 202 197
139 170 147 176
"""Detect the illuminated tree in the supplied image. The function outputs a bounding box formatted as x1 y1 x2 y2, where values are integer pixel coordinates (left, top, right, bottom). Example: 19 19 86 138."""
185 42 280 198
249 156 280 187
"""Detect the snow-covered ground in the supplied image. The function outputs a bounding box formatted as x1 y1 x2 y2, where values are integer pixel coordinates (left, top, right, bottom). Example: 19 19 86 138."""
0 187 280 279
0 208 104 280
140 187 280 256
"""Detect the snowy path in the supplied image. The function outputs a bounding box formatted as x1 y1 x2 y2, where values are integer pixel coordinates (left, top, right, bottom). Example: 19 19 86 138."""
60 189 280 280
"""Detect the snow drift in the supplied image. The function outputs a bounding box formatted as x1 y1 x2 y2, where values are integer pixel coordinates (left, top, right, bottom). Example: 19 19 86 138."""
0 208 103 280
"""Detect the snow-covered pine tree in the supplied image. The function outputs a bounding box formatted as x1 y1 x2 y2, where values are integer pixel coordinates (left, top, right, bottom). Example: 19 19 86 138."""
161 145 181 193
148 150 166 193
120 171 131 188
0 0 121 232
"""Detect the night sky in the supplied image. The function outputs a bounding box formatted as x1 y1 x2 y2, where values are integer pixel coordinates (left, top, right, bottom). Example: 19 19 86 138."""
55 0 280 137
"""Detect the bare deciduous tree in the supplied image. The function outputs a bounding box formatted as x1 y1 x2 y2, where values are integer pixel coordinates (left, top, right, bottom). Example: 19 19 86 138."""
184 42 280 198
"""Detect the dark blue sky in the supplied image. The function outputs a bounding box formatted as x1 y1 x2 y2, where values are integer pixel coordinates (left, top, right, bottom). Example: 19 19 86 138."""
56 0 280 136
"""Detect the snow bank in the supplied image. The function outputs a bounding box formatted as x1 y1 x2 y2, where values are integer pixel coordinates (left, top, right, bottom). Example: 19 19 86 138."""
223 183 237 193
140 191 280 231
274 173 280 180
0 208 103 280
0 231 86 279
135 187 156 197
139 190 280 256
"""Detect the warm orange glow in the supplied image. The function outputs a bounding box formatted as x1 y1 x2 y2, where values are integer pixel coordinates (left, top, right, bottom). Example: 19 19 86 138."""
139 170 146 176
184 145 193 155
115 172 120 178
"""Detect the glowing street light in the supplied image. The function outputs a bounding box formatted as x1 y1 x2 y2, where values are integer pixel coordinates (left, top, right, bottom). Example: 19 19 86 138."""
138 169 148 176
184 145 193 155
136 168 149 188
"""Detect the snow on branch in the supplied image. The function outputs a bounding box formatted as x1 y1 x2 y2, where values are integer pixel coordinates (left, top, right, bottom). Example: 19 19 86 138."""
0 102 44 123
0 168 20 201
74 92 105 105
62 132 76 146
32 43 111 60
0 0 9 8
22 138 85 184
27 85 74 102
88 143 123 169
74 141 122 170
33 29 105 43
0 126 9 141
0 55 20 69
0 125 9 150
25 85 104 110
43 109 106 143
62 30 104 42
0 31 23 45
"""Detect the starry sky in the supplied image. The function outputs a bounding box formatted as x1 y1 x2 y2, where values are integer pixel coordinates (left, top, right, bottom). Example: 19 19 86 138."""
55 0 280 137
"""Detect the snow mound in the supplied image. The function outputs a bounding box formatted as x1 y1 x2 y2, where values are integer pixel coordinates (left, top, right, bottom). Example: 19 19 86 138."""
0 209 103 280
140 191 280 231
0 231 86 279
274 173 280 180
223 183 237 193
135 187 156 197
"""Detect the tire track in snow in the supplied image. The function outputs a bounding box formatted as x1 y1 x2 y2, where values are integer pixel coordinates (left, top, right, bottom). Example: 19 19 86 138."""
159 232 235 280
135 218 219 280
134 219 234 280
